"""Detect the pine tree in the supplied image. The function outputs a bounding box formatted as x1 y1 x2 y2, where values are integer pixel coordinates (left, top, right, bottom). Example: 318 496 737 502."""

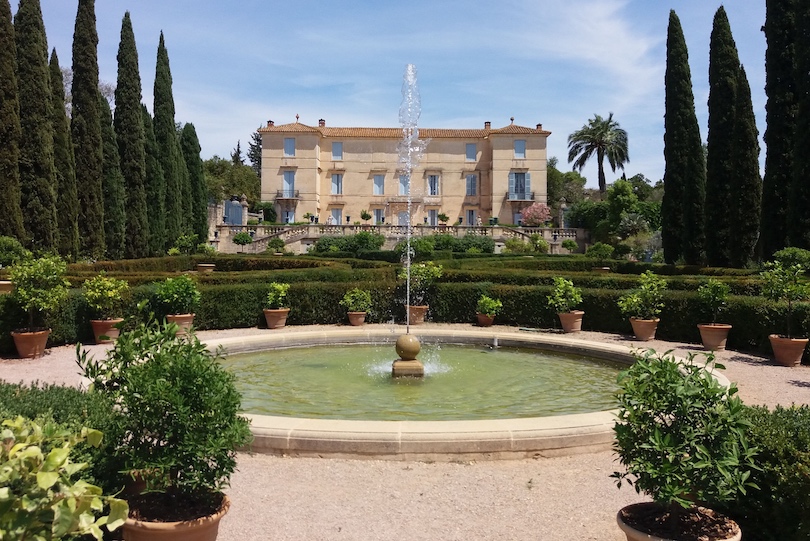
71 0 105 257
15 0 57 252
790 2 810 249
114 11 148 259
141 105 165 255
231 140 244 165
761 0 797 258
153 32 182 248
662 10 705 265
705 7 739 267
99 95 126 260
247 129 262 180
180 123 208 243
0 0 25 240
49 49 79 260
729 66 762 267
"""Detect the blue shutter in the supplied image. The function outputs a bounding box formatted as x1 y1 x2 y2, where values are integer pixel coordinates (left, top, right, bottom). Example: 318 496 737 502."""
525 173 531 198
508 172 516 199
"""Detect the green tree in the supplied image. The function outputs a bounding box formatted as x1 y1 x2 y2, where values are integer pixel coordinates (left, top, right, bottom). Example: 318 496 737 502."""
141 105 165 255
761 0 797 258
15 0 57 253
247 129 262 179
546 156 585 215
790 3 810 249
180 123 208 244
606 179 639 233
153 32 182 249
71 0 105 258
202 155 260 203
663 10 705 265
567 112 629 195
0 0 25 241
114 11 148 259
231 140 244 165
49 49 79 260
99 95 126 260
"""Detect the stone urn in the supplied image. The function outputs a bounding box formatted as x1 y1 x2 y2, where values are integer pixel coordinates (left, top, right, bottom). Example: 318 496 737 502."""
630 318 659 341
698 323 732 351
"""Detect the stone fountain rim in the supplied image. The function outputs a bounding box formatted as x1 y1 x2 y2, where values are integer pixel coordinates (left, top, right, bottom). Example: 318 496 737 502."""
205 327 731 460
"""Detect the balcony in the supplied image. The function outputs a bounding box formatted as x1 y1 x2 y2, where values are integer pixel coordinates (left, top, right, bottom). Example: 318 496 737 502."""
275 189 300 200
387 195 424 204
506 191 534 201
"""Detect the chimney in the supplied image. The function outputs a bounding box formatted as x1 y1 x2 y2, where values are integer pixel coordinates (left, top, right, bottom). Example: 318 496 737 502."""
319 119 326 127
267 120 274 127
536 123 543 130
484 121 491 130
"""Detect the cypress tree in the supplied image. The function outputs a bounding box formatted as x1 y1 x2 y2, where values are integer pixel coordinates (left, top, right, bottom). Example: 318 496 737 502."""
662 10 705 265
71 0 105 257
176 138 192 233
0 0 25 241
153 32 182 248
180 123 208 244
15 0 57 252
98 95 126 260
141 105 166 256
729 66 762 268
49 49 79 260
247 129 262 180
705 7 739 267
790 3 810 249
114 11 148 258
761 0 797 258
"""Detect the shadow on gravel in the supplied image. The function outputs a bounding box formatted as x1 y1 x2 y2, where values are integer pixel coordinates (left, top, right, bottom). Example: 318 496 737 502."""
726 353 773 367
788 379 810 389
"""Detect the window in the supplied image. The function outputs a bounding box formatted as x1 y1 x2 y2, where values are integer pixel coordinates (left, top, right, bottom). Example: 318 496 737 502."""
331 174 343 195
332 142 343 160
283 138 295 157
399 175 409 196
427 175 439 196
373 208 385 224
466 210 476 226
282 210 295 224
466 143 476 162
508 171 532 199
373 174 385 195
282 170 295 197
428 209 438 226
514 139 526 159
330 208 342 224
466 174 477 196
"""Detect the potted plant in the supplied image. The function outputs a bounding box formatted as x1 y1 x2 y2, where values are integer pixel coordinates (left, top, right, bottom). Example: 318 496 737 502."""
760 261 810 367
360 210 372 226
398 262 443 325
561 239 578 253
154 274 201 335
8 254 69 358
437 213 449 228
78 321 252 541
613 349 756 540
547 277 584 333
264 282 291 329
340 287 373 326
617 270 667 341
476 295 502 327
586 242 614 272
697 278 732 351
83 272 130 344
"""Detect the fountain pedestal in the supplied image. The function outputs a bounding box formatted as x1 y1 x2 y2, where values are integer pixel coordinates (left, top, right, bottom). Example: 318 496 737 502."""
392 334 424 378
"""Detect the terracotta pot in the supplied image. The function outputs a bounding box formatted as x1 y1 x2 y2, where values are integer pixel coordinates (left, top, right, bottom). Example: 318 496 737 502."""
407 305 428 325
476 313 495 327
196 263 216 273
11 329 50 359
264 308 290 329
0 280 12 294
592 266 611 273
629 317 659 341
122 494 230 541
698 323 732 351
769 334 809 367
617 502 741 541
347 311 366 326
166 314 195 336
90 318 124 344
558 310 584 333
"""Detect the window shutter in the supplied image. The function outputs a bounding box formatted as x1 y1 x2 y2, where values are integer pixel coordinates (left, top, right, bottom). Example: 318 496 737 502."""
508 172 516 198
525 173 531 196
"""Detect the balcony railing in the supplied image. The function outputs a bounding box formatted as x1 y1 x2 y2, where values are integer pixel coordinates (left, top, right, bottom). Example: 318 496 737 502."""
506 191 534 201
275 189 300 199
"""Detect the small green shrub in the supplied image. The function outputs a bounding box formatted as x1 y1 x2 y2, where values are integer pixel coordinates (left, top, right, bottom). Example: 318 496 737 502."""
529 234 549 254
396 237 435 260
266 237 285 253
476 295 502 316
399 262 443 305
561 239 578 252
760 261 810 338
585 242 614 262
547 277 582 313
0 235 30 267
697 278 731 324
232 231 253 248
340 288 373 312
9 254 69 330
772 247 810 269
172 233 199 255
265 282 290 309
196 243 216 256
617 270 667 320
82 273 130 319
153 274 201 315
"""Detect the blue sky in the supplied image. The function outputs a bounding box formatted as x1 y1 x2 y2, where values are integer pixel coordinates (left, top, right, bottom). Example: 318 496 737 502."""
35 0 767 190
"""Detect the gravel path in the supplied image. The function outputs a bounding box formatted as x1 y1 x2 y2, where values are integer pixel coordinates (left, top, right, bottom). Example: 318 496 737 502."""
2 324 808 541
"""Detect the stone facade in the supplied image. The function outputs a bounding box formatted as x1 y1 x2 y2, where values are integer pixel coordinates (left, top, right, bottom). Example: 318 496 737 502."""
259 118 550 226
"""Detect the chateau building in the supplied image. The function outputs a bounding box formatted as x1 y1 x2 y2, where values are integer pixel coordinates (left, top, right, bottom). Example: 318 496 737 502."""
259 117 550 226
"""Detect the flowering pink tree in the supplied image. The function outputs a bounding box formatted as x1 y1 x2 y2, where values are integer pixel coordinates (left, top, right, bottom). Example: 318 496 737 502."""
521 203 552 226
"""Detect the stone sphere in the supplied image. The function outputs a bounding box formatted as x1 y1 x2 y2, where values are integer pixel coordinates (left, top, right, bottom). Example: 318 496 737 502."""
395 334 421 360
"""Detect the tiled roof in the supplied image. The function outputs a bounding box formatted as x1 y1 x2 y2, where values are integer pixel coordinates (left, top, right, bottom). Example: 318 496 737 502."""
258 122 550 137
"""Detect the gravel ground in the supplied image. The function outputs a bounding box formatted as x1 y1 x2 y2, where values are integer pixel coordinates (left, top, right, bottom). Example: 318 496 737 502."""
2 324 809 541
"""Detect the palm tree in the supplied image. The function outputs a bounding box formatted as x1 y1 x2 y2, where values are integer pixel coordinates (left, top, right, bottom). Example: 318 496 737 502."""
567 113 629 195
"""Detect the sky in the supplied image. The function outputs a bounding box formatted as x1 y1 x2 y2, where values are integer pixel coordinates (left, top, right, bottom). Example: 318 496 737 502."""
33 0 768 190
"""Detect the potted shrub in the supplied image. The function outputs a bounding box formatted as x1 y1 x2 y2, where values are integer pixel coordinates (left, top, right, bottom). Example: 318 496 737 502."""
547 277 584 333
83 273 130 344
8 254 69 358
398 262 443 325
476 295 502 327
613 349 756 540
360 209 372 226
437 213 449 228
340 287 373 326
586 242 614 272
264 282 291 329
697 278 732 351
617 270 667 341
154 274 201 335
760 261 810 367
561 238 578 253
78 321 252 541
